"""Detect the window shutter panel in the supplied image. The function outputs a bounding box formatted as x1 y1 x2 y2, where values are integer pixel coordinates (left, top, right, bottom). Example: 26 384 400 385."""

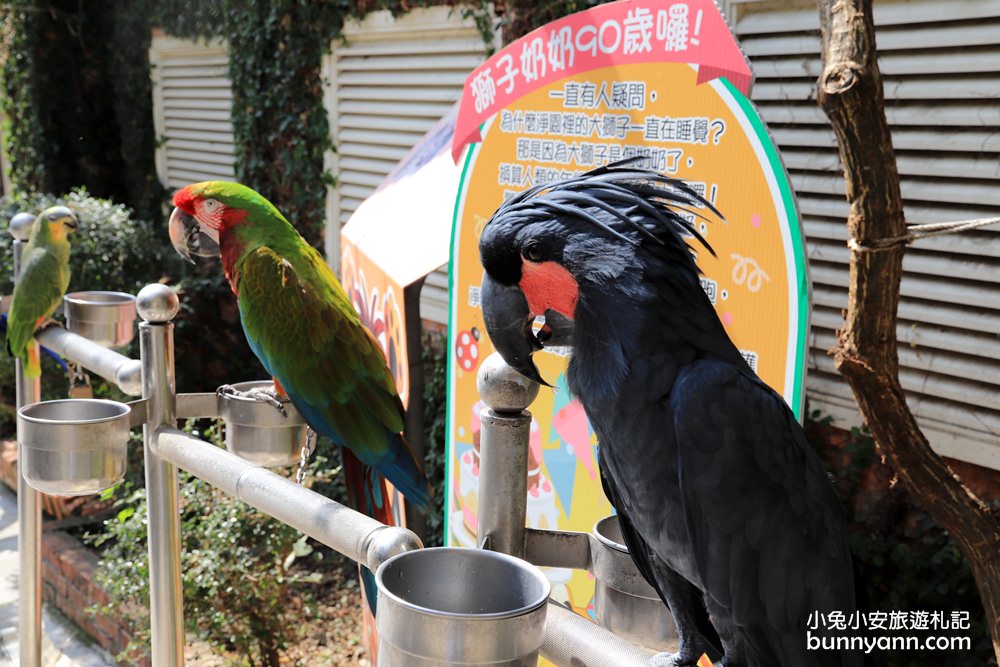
150 36 237 189
328 8 489 324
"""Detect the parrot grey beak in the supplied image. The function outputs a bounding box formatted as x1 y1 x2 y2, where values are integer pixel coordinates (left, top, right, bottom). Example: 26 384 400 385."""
481 272 555 387
169 207 220 263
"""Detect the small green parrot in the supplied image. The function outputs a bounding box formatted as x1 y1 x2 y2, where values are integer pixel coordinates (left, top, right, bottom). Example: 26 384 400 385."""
5 206 79 378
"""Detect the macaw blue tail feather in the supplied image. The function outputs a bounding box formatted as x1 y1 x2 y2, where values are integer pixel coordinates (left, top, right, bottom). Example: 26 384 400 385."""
361 566 379 615
376 432 431 511
292 395 430 510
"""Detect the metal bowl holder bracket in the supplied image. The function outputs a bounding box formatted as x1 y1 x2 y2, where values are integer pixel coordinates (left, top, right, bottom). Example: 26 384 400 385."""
10 229 664 667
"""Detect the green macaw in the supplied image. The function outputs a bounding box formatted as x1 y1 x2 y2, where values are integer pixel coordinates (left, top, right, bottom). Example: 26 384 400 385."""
5 206 79 378
168 182 430 519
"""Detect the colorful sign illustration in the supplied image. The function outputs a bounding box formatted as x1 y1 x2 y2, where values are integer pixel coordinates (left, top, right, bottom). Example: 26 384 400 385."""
446 0 807 637
340 239 409 406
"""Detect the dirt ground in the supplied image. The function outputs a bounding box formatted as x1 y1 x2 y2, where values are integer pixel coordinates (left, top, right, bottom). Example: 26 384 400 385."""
184 559 371 666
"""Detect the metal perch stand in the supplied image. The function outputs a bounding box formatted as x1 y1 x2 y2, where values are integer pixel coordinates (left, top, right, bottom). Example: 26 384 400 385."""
10 220 664 667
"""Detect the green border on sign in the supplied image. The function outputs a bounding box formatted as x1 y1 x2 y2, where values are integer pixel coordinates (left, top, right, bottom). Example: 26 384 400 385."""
721 78 810 420
442 137 480 546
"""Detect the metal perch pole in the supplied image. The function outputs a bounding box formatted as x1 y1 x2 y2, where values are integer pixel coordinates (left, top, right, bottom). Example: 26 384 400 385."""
11 271 662 666
10 213 42 667
151 427 422 571
136 285 185 666
474 352 656 667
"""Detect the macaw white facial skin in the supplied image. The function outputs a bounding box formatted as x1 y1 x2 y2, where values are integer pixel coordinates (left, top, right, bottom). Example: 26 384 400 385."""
168 196 222 263
190 197 224 243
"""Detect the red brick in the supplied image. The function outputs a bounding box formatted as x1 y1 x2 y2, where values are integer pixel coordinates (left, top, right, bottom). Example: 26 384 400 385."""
93 628 112 650
66 586 86 623
88 581 110 606
94 610 118 637
41 581 57 603
39 529 140 661
41 561 65 598
43 531 79 556
58 547 93 580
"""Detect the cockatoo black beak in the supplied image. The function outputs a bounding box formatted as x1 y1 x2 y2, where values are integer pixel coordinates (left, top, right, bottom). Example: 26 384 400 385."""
169 207 220 263
480 273 575 387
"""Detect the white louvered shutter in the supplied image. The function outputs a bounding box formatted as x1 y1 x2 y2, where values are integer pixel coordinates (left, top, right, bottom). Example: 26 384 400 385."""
150 35 236 189
325 8 490 323
733 0 1000 469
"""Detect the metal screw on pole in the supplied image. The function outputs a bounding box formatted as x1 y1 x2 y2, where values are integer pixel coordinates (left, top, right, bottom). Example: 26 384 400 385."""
137 284 184 667
11 213 42 667
475 352 539 559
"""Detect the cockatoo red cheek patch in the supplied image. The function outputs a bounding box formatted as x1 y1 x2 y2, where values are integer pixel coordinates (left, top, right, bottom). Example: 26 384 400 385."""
519 260 578 320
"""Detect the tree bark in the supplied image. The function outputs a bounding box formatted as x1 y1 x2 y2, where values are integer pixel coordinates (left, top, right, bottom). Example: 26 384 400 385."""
814 0 1000 661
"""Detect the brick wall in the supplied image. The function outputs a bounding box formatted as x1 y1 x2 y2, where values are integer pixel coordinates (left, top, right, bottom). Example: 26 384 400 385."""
41 531 150 667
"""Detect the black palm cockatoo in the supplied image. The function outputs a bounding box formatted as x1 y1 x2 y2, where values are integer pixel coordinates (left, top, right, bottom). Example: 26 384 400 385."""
478 160 864 667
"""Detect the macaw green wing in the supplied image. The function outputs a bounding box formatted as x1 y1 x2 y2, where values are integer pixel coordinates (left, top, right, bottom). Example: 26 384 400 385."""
236 245 405 458
6 246 69 360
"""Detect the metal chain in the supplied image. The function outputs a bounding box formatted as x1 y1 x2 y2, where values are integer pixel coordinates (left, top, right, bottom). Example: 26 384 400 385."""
66 359 93 398
295 427 317 485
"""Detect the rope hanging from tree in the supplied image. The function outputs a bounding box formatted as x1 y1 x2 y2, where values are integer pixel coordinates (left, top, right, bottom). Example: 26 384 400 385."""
848 216 1000 253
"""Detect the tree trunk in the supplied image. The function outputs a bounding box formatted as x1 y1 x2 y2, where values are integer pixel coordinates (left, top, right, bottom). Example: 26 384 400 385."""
814 0 1000 661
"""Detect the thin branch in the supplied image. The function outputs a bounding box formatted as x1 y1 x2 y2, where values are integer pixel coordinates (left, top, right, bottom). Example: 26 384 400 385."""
815 0 1000 661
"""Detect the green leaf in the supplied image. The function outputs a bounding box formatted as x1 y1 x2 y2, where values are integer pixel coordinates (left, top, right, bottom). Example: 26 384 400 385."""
292 535 313 558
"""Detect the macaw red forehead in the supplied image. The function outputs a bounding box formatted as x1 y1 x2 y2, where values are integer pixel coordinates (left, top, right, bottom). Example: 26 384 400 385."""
172 185 198 213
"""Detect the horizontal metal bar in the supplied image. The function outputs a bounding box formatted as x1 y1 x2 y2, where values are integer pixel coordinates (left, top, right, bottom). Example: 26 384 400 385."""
152 427 422 569
176 392 219 420
524 528 593 571
128 398 149 427
36 326 142 396
542 601 654 667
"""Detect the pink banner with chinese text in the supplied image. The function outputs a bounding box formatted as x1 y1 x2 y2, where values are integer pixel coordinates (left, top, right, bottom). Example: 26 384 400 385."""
452 0 752 161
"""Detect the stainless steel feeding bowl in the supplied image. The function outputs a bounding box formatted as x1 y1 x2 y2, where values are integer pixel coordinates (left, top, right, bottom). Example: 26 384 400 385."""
375 547 551 666
217 380 308 467
18 399 131 496
592 515 677 651
64 291 137 348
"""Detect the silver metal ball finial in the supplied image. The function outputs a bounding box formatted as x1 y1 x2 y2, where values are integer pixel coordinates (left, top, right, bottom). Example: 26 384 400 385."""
9 213 36 241
136 284 180 323
366 526 423 572
476 352 540 413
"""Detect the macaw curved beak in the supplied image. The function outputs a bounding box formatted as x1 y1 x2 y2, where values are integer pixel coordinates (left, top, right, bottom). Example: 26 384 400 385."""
169 207 220 263
480 273 575 387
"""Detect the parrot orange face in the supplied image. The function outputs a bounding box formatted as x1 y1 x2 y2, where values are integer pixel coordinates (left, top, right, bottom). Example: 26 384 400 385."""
44 207 80 240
